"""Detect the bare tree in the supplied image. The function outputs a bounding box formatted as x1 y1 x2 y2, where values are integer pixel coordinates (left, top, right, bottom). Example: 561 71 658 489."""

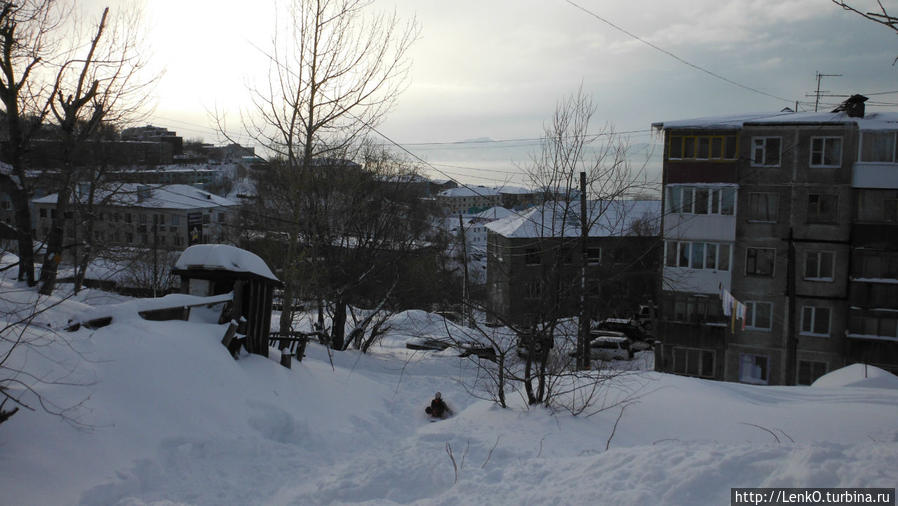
0 0 70 286
832 1 898 42
38 4 154 294
472 88 657 408
234 0 418 352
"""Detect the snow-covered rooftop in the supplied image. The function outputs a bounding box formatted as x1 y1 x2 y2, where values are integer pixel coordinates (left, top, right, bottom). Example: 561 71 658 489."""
438 186 501 198
486 200 661 238
32 184 239 210
653 111 898 131
174 244 279 281
473 206 514 221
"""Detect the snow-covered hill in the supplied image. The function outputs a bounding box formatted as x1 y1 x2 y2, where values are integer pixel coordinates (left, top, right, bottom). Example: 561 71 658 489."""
0 280 896 505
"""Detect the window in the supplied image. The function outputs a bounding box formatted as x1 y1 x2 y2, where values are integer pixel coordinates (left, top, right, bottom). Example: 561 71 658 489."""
810 137 842 167
125 213 132 224
171 215 180 226
673 348 715 378
525 280 542 299
801 306 831 336
744 301 773 331
525 248 540 265
860 131 896 162
746 247 775 276
739 354 769 385
807 194 838 223
751 137 781 167
39 208 47 218
218 213 226 223
587 247 601 264
667 135 737 161
747 192 778 222
804 251 834 281
138 214 146 224
665 241 730 271
203 214 211 225
850 314 898 338
884 199 898 222
126 232 133 243
797 361 827 385
667 186 735 215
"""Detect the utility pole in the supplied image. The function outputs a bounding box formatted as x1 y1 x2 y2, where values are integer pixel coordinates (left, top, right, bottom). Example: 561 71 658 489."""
578 171 590 370
152 215 158 297
458 213 470 325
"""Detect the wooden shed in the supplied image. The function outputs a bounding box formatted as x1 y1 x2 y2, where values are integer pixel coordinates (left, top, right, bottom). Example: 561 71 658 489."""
172 244 283 355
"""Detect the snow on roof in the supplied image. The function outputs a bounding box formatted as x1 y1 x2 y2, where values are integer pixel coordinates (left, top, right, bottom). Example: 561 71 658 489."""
174 244 279 281
474 206 514 221
486 200 661 239
438 186 501 198
496 185 534 195
32 184 239 210
653 111 898 131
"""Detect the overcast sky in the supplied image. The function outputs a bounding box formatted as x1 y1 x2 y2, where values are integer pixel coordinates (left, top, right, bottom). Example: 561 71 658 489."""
85 0 898 189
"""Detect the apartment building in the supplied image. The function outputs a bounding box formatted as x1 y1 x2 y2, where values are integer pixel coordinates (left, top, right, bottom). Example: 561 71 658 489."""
31 184 240 257
653 98 898 385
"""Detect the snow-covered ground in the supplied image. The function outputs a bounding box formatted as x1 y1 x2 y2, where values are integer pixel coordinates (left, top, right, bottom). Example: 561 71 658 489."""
1 274 897 505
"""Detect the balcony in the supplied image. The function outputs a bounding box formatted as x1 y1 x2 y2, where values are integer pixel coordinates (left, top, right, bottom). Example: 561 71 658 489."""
852 162 898 189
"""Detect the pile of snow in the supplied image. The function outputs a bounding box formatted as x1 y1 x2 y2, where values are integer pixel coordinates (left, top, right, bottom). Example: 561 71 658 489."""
812 363 898 389
174 244 279 281
1 283 897 505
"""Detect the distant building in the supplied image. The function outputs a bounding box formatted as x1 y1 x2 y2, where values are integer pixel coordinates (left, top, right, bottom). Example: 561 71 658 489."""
485 200 661 326
32 184 240 257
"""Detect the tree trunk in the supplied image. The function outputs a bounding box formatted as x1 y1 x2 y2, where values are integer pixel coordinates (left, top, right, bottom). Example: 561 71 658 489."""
8 186 35 285
39 179 73 295
331 299 347 350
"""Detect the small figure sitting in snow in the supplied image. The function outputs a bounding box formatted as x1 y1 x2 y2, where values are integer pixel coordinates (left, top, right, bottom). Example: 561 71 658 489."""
425 392 452 419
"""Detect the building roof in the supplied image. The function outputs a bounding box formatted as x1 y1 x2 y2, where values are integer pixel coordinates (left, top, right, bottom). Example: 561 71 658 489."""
652 111 898 131
474 206 515 221
32 184 239 210
486 200 661 239
438 186 501 198
174 244 279 281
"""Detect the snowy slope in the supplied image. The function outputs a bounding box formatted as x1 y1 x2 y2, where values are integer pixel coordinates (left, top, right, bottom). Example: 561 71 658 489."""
0 281 896 505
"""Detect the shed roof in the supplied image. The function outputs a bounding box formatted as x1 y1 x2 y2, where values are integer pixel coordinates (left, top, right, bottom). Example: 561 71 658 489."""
174 244 279 282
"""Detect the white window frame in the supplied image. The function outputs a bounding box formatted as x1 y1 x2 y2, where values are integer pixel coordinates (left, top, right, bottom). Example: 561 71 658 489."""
801 306 831 337
739 353 769 385
667 185 736 216
665 240 730 271
804 250 835 282
744 301 773 331
751 137 782 167
810 136 842 168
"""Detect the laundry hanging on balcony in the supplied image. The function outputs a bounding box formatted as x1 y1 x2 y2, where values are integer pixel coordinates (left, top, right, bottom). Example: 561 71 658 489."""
720 285 747 334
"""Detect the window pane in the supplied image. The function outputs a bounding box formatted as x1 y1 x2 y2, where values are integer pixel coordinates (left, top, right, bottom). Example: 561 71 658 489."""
697 137 710 159
668 187 682 213
674 348 686 373
752 139 765 165
862 132 894 162
669 136 683 158
820 252 833 278
678 242 690 267
686 350 699 375
692 242 705 269
825 138 842 165
665 241 677 266
802 307 813 333
766 138 781 165
684 137 695 158
719 244 730 271
721 188 735 215
711 137 723 159
694 188 709 214
710 189 720 214
725 136 737 159
814 307 830 335
811 138 823 166
805 252 819 278
682 187 694 213
756 303 771 329
706 243 717 270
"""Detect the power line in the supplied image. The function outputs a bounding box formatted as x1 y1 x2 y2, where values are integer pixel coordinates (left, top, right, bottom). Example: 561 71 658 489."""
565 0 795 104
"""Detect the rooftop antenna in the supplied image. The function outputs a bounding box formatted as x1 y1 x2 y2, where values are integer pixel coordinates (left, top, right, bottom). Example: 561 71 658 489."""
808 72 843 112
